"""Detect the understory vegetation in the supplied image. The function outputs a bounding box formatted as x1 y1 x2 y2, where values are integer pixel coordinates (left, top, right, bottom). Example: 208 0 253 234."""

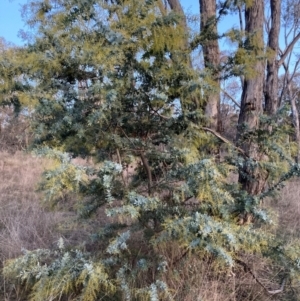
0 151 300 300
1 0 300 300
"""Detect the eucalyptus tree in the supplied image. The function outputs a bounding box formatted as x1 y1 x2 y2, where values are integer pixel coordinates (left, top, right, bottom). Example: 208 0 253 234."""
234 0 266 196
279 0 300 161
265 0 281 115
199 0 220 131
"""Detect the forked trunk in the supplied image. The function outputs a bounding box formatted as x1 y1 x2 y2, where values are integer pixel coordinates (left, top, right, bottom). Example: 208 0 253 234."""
237 0 265 195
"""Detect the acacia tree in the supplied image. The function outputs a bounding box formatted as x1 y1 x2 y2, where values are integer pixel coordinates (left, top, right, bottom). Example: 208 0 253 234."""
168 0 221 131
3 0 300 300
3 1 252 299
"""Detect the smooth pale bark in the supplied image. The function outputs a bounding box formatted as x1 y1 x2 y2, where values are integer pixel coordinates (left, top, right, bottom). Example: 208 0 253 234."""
199 0 220 131
283 61 300 162
265 0 281 115
278 0 300 162
290 88 300 162
237 0 265 195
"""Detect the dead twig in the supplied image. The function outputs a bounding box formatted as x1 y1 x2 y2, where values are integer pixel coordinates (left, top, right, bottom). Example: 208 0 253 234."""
235 258 286 295
199 126 249 158
140 151 153 196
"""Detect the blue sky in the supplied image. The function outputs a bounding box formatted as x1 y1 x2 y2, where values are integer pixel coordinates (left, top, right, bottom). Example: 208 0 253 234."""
0 0 243 57
0 0 28 45
0 0 232 45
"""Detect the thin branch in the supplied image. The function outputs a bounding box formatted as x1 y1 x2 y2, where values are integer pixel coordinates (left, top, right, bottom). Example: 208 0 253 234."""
278 32 300 66
156 113 171 120
279 72 288 106
282 58 300 89
282 60 289 74
116 148 127 187
285 24 294 46
198 126 249 158
221 87 241 108
118 126 153 195
290 57 300 81
149 105 172 120
235 259 286 295
170 248 189 267
268 278 287 295
118 126 137 148
140 151 153 196
238 5 244 32
264 16 271 35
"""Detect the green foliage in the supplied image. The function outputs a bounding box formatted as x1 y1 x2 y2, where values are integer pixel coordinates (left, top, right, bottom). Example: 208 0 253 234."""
0 39 34 111
34 147 89 202
4 239 116 301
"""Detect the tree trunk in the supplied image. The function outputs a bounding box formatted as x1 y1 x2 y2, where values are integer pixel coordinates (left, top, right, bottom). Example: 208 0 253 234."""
166 0 185 17
199 0 220 131
290 90 300 162
264 0 281 115
237 0 265 195
166 0 188 38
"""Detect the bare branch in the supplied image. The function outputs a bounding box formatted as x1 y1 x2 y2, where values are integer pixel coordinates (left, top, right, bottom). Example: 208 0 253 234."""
278 32 300 66
264 16 271 35
279 61 289 106
290 57 300 80
221 87 241 108
116 148 127 187
198 126 249 158
238 4 244 32
140 152 153 196
268 278 287 295
282 57 300 85
235 259 286 296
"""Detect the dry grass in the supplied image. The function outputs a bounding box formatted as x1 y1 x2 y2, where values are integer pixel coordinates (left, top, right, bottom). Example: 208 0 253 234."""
0 151 66 260
153 177 300 301
273 179 300 240
0 151 88 300
156 244 282 301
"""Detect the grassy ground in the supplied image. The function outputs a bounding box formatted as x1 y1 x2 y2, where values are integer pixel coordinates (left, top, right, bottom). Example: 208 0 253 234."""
0 152 94 300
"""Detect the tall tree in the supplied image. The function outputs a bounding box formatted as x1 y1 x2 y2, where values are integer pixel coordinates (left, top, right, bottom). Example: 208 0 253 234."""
199 0 220 131
265 0 300 115
237 0 265 195
279 0 300 161
265 0 281 115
